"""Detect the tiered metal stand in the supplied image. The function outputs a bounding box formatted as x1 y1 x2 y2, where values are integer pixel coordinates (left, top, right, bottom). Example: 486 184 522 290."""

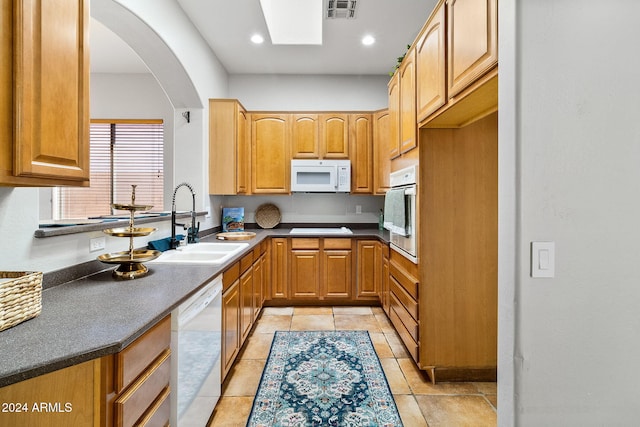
98 186 160 279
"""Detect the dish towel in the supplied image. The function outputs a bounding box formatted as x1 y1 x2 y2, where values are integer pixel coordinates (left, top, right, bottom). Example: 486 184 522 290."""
147 234 184 252
383 188 408 236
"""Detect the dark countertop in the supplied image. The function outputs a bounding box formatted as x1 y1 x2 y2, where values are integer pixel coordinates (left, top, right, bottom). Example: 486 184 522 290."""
0 227 388 387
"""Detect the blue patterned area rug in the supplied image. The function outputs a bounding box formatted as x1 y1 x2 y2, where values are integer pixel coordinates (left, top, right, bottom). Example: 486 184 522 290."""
247 330 403 427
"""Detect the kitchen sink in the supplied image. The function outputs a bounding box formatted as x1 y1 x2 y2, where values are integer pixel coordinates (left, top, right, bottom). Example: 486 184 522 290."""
289 227 353 235
150 242 249 265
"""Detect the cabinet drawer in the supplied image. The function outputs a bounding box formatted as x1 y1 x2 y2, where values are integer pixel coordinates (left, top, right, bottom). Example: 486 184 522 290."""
388 305 419 362
115 349 171 427
390 276 418 321
324 238 351 249
389 291 419 342
116 316 170 393
136 385 170 427
390 261 419 300
223 262 240 290
240 251 254 273
291 238 320 249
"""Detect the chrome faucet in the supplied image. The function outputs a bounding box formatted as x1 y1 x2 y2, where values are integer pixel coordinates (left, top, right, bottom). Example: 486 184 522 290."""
170 182 199 249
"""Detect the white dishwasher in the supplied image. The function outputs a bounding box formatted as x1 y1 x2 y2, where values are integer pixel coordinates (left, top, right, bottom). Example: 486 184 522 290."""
170 275 222 427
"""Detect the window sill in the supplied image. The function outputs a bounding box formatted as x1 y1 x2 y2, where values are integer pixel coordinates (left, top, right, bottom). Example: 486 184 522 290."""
34 211 208 238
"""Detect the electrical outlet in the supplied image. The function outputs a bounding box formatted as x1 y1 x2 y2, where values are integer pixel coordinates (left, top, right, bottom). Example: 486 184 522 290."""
90 236 106 252
355 205 362 214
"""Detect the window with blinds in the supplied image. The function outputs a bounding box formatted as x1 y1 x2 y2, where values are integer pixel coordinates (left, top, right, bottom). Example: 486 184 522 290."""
55 120 164 219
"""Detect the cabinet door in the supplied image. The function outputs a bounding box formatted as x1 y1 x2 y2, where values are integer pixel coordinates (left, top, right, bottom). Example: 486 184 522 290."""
0 359 98 426
290 250 321 298
209 99 248 195
447 0 498 97
240 267 253 342
237 107 249 193
222 281 240 379
291 114 319 158
271 238 289 299
252 255 263 322
416 1 446 121
251 114 290 193
323 250 352 299
399 47 417 154
373 110 391 194
3 0 89 185
320 114 349 158
356 240 379 299
262 243 271 305
387 73 401 159
349 113 373 194
381 246 390 315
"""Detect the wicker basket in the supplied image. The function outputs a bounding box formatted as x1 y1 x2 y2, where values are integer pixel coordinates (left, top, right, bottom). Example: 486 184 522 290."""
0 271 43 332
255 203 281 229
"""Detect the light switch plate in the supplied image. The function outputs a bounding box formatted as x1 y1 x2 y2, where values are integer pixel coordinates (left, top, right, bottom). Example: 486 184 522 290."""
531 241 555 278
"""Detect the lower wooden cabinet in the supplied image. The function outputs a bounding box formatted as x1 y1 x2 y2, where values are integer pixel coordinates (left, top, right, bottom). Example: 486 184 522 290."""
355 240 379 300
290 238 321 298
290 238 352 300
323 246 352 299
378 243 391 314
270 238 289 299
388 251 420 363
269 237 390 304
0 359 99 426
240 265 254 343
0 316 172 427
222 271 241 379
222 243 269 381
114 350 171 427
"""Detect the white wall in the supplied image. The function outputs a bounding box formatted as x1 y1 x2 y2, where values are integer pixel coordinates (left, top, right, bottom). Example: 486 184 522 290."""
504 1 640 425
229 74 389 111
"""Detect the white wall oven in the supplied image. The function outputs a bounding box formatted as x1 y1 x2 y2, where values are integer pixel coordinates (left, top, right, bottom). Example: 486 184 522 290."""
384 165 418 263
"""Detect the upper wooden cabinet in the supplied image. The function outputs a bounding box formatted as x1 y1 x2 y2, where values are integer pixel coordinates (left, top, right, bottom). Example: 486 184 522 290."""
373 110 391 194
399 47 417 154
291 113 349 159
320 114 349 158
447 0 498 98
349 113 373 194
209 99 250 195
387 74 401 159
291 114 320 158
1 0 90 186
251 113 291 194
416 1 447 122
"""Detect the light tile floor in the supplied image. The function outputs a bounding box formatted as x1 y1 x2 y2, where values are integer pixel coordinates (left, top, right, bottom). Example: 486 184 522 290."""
209 306 497 426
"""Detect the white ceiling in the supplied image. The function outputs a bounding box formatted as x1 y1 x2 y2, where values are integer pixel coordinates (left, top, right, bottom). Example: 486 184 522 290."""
90 0 435 76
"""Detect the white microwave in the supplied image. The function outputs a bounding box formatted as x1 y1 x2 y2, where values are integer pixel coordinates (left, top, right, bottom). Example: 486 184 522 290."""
290 159 351 193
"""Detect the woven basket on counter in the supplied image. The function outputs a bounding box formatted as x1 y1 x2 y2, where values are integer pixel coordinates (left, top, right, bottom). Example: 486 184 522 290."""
255 203 281 229
0 271 43 332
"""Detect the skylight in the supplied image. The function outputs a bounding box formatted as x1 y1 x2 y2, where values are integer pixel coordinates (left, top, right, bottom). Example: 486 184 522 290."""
259 0 323 45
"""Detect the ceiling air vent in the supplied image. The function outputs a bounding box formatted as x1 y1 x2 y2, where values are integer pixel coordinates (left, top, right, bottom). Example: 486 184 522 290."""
327 0 357 19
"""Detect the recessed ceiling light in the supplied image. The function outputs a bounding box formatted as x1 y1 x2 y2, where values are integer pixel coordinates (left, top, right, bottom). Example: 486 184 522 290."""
362 35 375 46
251 34 265 44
